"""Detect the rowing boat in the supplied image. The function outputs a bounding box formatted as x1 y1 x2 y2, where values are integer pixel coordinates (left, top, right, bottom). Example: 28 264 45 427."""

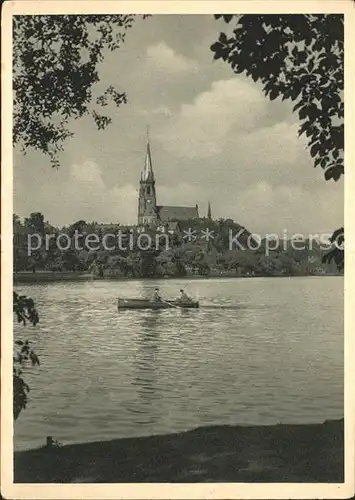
117 298 199 310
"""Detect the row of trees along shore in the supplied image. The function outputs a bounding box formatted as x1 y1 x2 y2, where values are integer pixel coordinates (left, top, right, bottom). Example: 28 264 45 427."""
14 212 340 279
13 14 343 421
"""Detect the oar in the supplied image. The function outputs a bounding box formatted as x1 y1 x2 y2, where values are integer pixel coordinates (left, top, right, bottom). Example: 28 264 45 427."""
161 298 180 309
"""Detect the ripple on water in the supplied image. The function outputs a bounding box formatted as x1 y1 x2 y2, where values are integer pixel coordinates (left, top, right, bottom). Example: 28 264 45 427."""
14 277 344 450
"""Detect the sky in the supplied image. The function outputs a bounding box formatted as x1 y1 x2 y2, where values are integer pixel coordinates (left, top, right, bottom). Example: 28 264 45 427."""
13 15 343 237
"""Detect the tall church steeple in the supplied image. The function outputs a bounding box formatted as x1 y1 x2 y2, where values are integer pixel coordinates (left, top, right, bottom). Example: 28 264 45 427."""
138 129 158 226
142 127 154 182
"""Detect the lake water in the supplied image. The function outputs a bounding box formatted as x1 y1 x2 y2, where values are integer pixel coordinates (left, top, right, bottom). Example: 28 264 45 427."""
14 276 344 451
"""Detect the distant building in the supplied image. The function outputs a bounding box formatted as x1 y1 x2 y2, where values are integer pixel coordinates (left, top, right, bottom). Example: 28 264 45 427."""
137 136 200 228
88 134 212 235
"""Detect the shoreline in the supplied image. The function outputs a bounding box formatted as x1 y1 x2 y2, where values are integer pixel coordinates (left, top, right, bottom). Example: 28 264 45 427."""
13 271 343 285
14 419 344 483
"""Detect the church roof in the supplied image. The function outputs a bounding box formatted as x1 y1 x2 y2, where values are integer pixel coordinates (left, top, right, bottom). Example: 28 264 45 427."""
157 205 199 222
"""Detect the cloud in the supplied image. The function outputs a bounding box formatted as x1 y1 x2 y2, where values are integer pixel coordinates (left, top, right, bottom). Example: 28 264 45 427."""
71 161 105 188
156 181 203 209
234 121 307 172
56 165 202 226
137 106 173 117
65 161 138 225
219 181 343 236
13 15 343 237
14 161 138 227
155 78 269 158
146 42 198 74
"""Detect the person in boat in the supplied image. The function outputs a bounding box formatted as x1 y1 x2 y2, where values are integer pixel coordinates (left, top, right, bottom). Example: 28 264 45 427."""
177 289 191 303
151 287 162 303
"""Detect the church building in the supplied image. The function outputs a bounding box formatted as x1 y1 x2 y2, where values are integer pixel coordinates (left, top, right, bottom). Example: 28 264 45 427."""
138 137 200 228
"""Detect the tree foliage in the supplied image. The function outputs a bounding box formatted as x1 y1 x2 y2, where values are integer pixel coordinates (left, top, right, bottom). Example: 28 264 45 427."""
13 214 340 278
24 212 45 234
211 14 344 268
13 292 40 420
13 15 146 165
321 226 344 271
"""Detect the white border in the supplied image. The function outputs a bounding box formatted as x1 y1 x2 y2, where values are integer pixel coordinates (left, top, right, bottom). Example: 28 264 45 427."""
1 1 354 499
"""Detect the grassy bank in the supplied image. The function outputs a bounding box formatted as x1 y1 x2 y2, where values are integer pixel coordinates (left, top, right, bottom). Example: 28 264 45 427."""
14 419 344 483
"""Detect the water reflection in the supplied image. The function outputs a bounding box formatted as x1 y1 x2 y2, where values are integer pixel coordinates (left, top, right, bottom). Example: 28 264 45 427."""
131 312 162 425
14 277 344 450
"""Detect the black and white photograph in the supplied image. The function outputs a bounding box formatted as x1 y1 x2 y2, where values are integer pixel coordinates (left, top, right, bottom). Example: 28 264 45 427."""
1 1 354 498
